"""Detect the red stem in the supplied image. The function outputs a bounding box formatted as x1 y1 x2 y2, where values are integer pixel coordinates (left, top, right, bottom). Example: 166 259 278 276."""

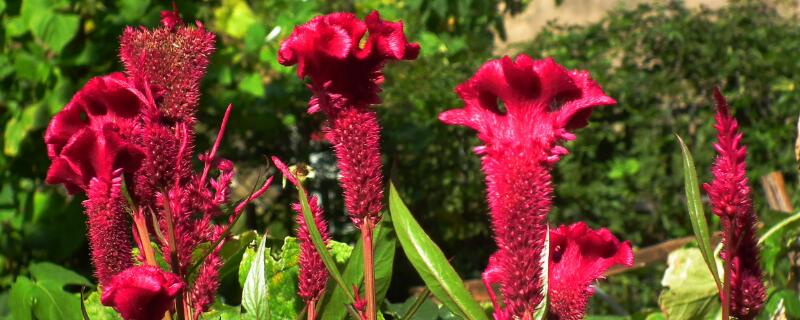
199 104 233 187
722 217 732 320
307 300 316 320
362 221 376 320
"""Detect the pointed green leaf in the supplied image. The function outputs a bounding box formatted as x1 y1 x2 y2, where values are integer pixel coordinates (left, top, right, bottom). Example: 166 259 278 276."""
533 227 549 320
389 182 488 320
676 135 722 292
242 235 269 320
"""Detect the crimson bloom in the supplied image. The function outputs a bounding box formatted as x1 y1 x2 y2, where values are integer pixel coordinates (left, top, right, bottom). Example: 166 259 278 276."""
272 157 331 303
441 55 615 317
101 266 184 320
548 222 633 320
44 73 148 285
702 89 765 320
278 11 418 228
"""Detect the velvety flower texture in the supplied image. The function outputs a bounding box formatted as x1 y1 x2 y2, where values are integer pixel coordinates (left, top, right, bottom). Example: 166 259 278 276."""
101 266 184 320
547 222 633 320
702 89 766 320
440 55 615 317
44 73 148 285
278 11 419 228
272 157 331 302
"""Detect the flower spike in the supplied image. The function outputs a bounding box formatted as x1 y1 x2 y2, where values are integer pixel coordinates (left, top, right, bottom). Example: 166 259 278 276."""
443 55 615 317
702 88 766 320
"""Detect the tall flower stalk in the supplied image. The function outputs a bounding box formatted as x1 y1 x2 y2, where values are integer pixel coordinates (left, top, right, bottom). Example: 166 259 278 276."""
440 55 616 318
44 9 271 320
703 89 766 320
278 12 419 319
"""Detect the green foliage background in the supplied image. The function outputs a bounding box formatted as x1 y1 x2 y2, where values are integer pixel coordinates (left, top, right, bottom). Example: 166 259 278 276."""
2 0 800 317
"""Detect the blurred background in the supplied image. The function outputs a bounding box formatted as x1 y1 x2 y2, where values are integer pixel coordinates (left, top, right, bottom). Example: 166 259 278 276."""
2 0 800 316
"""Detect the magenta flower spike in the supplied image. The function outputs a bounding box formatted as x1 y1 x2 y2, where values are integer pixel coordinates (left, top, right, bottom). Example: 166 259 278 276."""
702 89 766 320
278 11 419 228
272 157 331 303
441 55 615 317
548 222 633 320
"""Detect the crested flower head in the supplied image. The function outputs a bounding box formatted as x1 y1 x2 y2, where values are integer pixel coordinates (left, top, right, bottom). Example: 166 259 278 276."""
548 222 633 320
101 266 184 320
702 88 766 320
120 9 215 122
272 156 331 302
443 55 614 318
439 55 616 163
278 11 417 228
278 11 419 114
44 73 147 194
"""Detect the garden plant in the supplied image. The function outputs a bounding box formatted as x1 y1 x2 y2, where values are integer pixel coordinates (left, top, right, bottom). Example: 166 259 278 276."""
2 1 800 320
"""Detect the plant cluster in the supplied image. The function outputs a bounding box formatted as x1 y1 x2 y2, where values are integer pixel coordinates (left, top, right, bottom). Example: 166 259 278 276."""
3 1 800 320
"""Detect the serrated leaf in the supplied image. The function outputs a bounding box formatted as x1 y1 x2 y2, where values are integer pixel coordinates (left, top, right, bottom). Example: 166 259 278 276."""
676 135 722 292
242 235 269 320
389 182 488 320
658 248 721 320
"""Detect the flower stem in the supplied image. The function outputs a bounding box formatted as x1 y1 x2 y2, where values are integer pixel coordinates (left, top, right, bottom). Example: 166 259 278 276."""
307 300 316 320
162 190 186 320
133 209 157 266
722 218 732 320
362 221 376 320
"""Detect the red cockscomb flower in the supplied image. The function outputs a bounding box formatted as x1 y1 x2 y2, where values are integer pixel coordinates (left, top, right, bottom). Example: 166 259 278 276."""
44 73 148 285
272 157 331 303
547 222 633 320
702 89 766 320
278 11 418 228
442 55 615 317
44 73 147 194
101 266 184 320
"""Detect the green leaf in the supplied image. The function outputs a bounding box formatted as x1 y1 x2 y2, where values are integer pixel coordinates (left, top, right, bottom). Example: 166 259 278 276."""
29 11 80 53
29 262 91 288
676 135 722 292
319 214 396 320
658 248 721 320
4 103 48 157
242 235 269 320
8 263 91 320
116 0 150 21
764 289 800 319
389 182 488 320
533 227 549 320
212 0 257 39
81 291 121 320
200 301 241 320
239 73 265 97
758 210 800 246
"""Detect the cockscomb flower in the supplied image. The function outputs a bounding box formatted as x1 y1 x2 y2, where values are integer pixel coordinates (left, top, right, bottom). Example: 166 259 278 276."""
278 11 418 228
547 222 633 320
702 89 766 320
272 157 331 303
44 73 147 194
441 55 615 317
120 8 215 123
101 266 184 320
44 73 149 285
